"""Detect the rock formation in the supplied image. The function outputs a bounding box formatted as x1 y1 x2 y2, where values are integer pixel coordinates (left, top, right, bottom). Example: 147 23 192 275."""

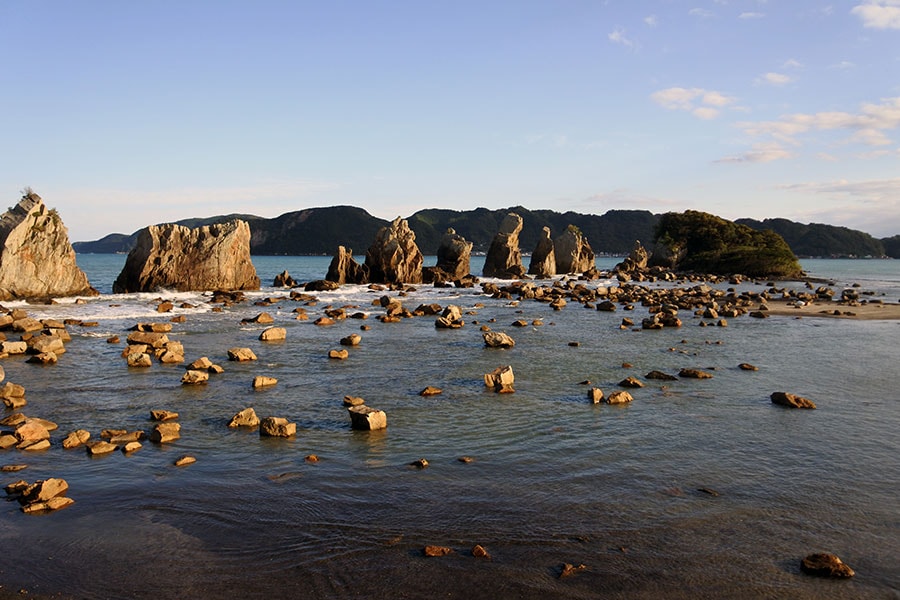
364 218 424 284
483 213 525 278
528 227 556 278
554 225 595 274
113 220 259 293
326 246 368 285
424 228 473 283
0 191 97 301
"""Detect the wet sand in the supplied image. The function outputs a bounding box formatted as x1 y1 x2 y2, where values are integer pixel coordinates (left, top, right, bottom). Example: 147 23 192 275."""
762 298 900 320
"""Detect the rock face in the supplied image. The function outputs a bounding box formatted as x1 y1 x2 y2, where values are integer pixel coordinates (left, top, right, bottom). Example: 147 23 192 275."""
483 213 525 279
615 240 651 278
0 191 97 301
554 226 595 274
112 220 259 293
771 391 817 409
528 227 556 278
426 228 473 282
364 218 424 285
326 246 368 285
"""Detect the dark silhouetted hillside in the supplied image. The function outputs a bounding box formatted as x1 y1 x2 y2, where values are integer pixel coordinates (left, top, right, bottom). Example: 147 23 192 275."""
737 218 886 258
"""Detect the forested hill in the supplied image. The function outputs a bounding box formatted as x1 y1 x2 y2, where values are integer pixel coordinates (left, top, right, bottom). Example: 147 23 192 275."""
72 206 898 258
736 218 887 258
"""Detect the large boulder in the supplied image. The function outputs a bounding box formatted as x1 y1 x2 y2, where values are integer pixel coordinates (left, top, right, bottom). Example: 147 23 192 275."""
0 191 97 301
112 220 259 293
528 227 556 278
615 240 651 277
364 218 424 285
433 228 473 281
554 225 595 274
326 246 368 285
483 213 525 278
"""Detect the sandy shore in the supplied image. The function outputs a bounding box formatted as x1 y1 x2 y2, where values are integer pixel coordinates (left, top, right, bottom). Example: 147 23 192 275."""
761 298 900 320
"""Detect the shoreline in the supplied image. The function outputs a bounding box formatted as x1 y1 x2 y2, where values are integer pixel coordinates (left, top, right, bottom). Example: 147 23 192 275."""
761 298 900 320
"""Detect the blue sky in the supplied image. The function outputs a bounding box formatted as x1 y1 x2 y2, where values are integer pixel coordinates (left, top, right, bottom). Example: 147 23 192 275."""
2 0 900 241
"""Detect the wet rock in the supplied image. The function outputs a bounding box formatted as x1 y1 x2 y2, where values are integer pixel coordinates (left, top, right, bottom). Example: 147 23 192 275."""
14 420 50 444
559 563 587 578
227 347 257 362
554 225 595 274
340 333 362 346
252 376 278 388
122 441 142 453
423 545 452 557
228 407 260 428
113 219 259 293
314 316 336 326
150 422 181 443
259 327 286 341
770 391 817 409
150 410 179 422
1 340 27 355
800 553 854 578
738 363 759 371
597 300 617 312
343 395 366 406
328 349 349 360
126 331 169 348
348 405 387 430
619 376 644 388
174 455 196 467
433 228 474 282
26 351 58 365
243 312 274 324
484 365 515 393
471 544 491 560
646 370 678 381
22 495 75 514
606 390 634 404
588 388 604 403
410 458 429 469
305 279 340 292
181 369 209 385
273 270 296 288
107 431 144 444
260 417 296 437
435 305 464 329
482 213 525 278
419 386 443 397
0 382 26 408
127 352 153 368
18 477 69 506
679 368 713 379
483 331 515 348
86 440 118 455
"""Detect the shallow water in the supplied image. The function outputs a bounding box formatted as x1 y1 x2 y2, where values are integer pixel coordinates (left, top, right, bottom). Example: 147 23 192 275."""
0 256 897 599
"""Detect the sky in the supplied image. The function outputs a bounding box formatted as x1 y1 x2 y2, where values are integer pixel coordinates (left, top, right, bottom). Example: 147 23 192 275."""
2 0 900 242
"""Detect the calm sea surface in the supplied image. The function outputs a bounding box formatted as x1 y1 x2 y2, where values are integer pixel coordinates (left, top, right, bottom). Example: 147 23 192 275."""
0 255 897 599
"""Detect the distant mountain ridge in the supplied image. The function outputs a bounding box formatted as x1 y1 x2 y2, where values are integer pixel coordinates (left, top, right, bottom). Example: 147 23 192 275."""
72 206 900 259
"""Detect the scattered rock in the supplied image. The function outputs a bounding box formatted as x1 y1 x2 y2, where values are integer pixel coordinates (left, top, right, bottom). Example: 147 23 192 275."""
364 217 424 285
260 417 296 437
122 441 142 453
646 370 678 381
423 545 452 557
252 376 278 388
559 563 587 578
483 365 515 393
228 407 260 428
174 456 196 467
348 405 387 430
227 347 257 362
150 422 181 443
588 388 604 403
482 213 525 278
150 410 179 422
259 327 286 341
340 333 362 346
181 370 209 385
472 544 491 559
419 386 443 397
410 458 429 469
800 553 854 578
328 349 349 360
483 331 515 348
679 368 713 379
85 440 118 455
738 363 759 371
342 396 365 407
606 391 634 404
618 376 644 388
771 391 817 409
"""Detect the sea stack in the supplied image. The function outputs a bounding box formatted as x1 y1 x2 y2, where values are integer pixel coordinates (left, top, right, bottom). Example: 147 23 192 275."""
364 217 424 285
482 213 525 278
0 190 97 301
113 220 259 293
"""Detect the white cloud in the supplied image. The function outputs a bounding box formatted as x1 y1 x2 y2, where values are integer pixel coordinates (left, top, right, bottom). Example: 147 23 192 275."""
782 59 804 69
830 60 856 69
776 178 900 235
735 96 900 154
651 87 735 118
644 14 659 27
716 142 793 163
689 8 714 18
851 0 900 29
608 26 637 48
757 72 792 85
740 12 765 19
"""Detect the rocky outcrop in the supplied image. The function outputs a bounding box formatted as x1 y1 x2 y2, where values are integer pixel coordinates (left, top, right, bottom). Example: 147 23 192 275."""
554 225 595 274
423 229 473 283
113 220 258 293
483 213 525 278
0 191 97 301
326 246 368 285
615 240 651 279
364 218 424 285
528 227 556 278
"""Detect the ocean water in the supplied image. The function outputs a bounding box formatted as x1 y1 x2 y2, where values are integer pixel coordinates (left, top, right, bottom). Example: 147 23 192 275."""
0 255 897 599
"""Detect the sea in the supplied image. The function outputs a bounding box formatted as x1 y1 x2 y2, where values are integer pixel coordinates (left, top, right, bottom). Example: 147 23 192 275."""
0 255 897 600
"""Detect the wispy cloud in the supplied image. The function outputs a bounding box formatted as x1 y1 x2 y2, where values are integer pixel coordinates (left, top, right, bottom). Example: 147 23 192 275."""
830 60 856 69
739 12 766 19
716 142 793 163
644 14 659 27
851 0 900 29
776 178 900 235
689 8 715 18
608 26 637 49
651 87 736 119
756 72 792 85
782 59 804 69
732 96 900 159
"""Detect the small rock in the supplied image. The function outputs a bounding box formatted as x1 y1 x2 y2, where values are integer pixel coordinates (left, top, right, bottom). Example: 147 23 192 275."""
227 347 257 362
646 370 678 381
618 376 644 388
85 440 118 455
771 391 817 409
150 410 179 421
800 553 854 578
483 331 515 348
348 405 387 431
559 563 587 578
1 464 27 472
122 441 142 453
679 368 713 379
423 545 452 557
181 369 209 385
328 349 349 360
228 407 260 428
340 334 362 346
342 396 365 407
419 386 443 397
472 544 491 559
483 365 515 393
252 376 278 388
738 363 759 371
22 496 75 514
457 456 474 463
259 417 296 437
305 454 319 463
150 422 181 443
259 327 286 341
410 458 429 469
174 455 196 467
588 388 604 403
606 390 634 405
